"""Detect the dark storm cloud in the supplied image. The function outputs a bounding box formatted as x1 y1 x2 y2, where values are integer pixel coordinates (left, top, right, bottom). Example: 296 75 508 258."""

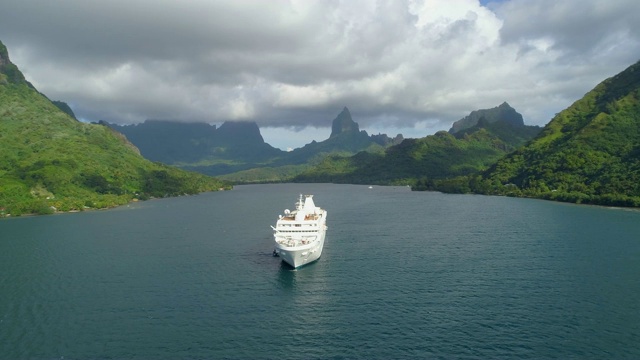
1 0 639 147
498 0 640 57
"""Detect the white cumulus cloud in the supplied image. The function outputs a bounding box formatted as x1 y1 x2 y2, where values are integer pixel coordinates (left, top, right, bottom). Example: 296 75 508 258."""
0 0 638 148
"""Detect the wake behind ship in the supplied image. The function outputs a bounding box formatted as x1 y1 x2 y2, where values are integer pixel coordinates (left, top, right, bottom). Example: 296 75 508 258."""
272 194 328 268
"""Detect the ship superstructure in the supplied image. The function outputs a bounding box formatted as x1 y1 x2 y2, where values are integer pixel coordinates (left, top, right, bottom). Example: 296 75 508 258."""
272 194 327 268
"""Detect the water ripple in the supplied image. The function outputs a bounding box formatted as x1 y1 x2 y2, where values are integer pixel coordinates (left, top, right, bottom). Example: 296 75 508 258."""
1 184 639 358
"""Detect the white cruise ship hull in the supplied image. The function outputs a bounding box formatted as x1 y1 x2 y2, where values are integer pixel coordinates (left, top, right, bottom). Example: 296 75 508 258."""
272 194 328 269
275 230 326 268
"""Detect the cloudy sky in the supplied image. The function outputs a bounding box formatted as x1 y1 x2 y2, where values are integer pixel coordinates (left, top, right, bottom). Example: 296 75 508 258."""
1 0 639 149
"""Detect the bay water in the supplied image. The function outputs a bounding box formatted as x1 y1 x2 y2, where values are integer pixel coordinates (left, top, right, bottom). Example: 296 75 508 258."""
1 184 639 359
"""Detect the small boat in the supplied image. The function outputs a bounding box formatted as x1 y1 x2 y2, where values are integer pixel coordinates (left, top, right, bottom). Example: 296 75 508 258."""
272 194 327 268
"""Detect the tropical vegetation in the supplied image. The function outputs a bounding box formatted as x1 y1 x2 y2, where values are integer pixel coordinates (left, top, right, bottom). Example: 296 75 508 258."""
107 107 402 181
294 116 541 185
416 60 640 207
0 40 230 216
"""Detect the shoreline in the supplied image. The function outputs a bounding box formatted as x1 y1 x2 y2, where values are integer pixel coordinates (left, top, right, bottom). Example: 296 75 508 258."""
0 187 232 219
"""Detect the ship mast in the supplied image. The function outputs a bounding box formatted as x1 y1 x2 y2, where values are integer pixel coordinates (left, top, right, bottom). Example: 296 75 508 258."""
296 194 304 211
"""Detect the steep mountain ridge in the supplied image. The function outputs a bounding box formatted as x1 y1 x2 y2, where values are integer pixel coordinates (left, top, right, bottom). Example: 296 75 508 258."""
216 121 265 145
106 107 403 179
435 60 640 207
0 40 229 216
449 102 524 133
330 107 360 137
295 105 541 184
219 107 405 182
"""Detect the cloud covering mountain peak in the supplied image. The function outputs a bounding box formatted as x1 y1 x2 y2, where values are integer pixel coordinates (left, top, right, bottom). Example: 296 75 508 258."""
1 0 638 149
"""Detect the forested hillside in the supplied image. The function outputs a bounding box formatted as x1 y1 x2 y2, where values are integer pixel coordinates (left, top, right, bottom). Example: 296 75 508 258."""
107 120 285 174
0 40 230 216
295 115 541 185
420 60 640 207
106 107 400 180
449 102 525 133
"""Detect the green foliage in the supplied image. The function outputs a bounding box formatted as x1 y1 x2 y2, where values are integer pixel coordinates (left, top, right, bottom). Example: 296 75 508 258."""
294 122 540 185
107 120 284 168
218 164 310 184
51 100 77 119
449 102 525 133
106 109 398 179
428 60 640 208
0 47 231 216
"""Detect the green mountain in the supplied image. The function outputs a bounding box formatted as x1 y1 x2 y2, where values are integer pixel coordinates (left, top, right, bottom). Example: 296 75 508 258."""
218 108 403 183
52 100 77 120
331 106 360 135
105 120 219 163
105 107 402 182
463 60 640 207
106 120 284 175
279 107 403 165
449 102 524 133
0 40 230 216
295 108 541 184
109 120 291 176
449 102 524 134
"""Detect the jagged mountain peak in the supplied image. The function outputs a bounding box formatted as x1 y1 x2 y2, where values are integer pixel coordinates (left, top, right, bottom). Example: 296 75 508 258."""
479 59 640 206
449 102 524 134
0 39 228 215
0 41 9 66
330 107 360 137
0 40 29 85
217 121 264 143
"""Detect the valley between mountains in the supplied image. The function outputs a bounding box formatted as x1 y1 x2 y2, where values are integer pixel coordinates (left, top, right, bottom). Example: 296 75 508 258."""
2 37 640 215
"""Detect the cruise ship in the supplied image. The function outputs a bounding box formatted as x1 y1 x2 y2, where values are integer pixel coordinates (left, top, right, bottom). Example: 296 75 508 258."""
272 194 327 268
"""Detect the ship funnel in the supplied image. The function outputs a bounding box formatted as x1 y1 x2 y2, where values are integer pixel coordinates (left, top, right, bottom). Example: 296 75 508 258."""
303 195 316 211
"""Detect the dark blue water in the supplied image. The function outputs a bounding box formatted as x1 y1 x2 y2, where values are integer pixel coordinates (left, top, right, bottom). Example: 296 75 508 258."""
1 184 639 359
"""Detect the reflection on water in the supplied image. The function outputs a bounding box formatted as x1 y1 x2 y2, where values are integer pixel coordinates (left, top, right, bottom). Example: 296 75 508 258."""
276 261 298 289
1 184 640 359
